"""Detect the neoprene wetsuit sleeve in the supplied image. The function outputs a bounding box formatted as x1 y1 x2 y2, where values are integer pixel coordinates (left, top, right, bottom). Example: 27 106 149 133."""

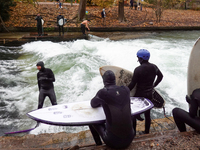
189 98 198 118
37 73 41 90
91 90 103 108
47 69 55 82
153 67 163 87
128 69 138 91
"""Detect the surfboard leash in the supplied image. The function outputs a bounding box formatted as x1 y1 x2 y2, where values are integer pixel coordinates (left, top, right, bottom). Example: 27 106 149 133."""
163 106 175 124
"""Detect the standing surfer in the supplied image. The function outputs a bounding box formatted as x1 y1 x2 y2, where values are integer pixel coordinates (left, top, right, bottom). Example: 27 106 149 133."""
89 70 136 148
57 12 64 36
128 49 163 134
35 14 43 36
36 61 57 109
80 20 90 36
173 89 200 133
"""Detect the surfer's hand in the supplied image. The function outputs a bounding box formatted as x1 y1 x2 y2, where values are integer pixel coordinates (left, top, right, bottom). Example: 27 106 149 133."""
186 95 191 104
39 77 48 81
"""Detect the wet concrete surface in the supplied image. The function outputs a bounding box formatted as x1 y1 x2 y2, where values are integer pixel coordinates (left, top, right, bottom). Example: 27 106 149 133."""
0 32 152 46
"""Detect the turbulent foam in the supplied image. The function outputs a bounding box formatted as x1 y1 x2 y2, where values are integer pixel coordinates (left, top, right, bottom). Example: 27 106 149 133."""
1 31 200 135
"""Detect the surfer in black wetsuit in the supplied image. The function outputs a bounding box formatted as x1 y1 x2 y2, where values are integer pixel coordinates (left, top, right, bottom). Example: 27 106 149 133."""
128 49 163 134
36 61 57 109
89 70 135 149
173 89 200 133
35 14 43 36
57 12 64 36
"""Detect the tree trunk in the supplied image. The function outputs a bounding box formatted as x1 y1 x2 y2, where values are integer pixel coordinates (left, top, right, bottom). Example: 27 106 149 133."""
0 15 9 32
118 0 124 22
78 0 87 21
71 0 73 6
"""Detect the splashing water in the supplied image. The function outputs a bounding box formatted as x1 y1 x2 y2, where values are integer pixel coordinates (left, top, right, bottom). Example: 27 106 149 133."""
0 31 200 136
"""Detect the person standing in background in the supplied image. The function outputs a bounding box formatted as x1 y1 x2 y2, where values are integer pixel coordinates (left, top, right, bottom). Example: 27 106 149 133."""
80 20 90 35
101 8 106 25
134 1 137 10
130 0 133 9
57 12 64 36
35 14 43 36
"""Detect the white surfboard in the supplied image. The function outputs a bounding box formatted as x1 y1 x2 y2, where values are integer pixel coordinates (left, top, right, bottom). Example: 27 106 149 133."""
41 19 44 26
27 97 153 126
187 38 200 96
58 19 64 26
99 65 165 108
187 37 200 115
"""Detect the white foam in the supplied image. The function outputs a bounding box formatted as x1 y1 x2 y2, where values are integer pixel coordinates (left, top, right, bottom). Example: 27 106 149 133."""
2 32 197 134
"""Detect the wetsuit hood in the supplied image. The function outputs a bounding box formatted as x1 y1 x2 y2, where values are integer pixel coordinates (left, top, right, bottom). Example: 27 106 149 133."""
102 70 116 87
36 61 45 71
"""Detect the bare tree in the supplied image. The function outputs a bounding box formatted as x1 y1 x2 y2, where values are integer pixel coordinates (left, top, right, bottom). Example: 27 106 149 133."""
0 15 9 32
78 0 87 21
154 0 163 22
118 0 124 22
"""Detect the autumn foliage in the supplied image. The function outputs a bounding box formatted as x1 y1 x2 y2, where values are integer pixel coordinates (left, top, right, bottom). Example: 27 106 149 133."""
3 2 200 28
91 0 114 8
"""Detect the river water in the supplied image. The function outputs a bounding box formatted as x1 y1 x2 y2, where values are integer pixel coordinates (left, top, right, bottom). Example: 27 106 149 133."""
0 31 199 136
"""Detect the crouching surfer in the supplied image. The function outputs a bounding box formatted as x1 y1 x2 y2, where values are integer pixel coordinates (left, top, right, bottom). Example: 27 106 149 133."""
89 70 136 149
36 61 57 109
173 89 200 133
128 49 163 134
80 20 90 36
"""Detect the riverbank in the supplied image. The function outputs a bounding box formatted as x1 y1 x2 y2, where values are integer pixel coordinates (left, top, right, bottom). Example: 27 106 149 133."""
1 117 200 149
2 2 200 31
1 28 200 46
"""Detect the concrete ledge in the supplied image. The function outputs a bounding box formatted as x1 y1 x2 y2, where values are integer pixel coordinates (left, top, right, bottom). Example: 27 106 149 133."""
2 26 200 33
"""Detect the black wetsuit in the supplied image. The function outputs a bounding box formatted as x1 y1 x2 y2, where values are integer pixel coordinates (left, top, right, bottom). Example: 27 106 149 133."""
173 89 200 133
101 11 105 18
37 61 57 109
89 70 135 149
81 24 86 35
57 15 64 36
35 16 43 36
128 61 163 134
